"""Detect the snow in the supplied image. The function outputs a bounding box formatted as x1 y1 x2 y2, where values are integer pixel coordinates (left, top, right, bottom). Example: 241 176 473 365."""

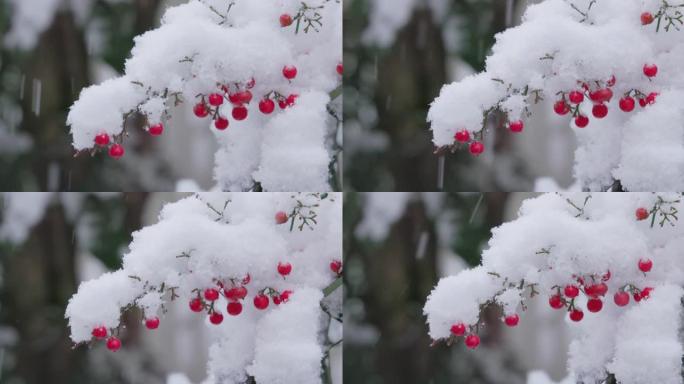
67 0 342 191
427 0 684 191
424 192 684 383
65 193 342 382
0 192 53 244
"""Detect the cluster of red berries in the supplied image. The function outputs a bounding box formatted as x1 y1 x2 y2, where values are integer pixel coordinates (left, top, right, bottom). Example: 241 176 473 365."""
91 326 122 352
453 129 486 157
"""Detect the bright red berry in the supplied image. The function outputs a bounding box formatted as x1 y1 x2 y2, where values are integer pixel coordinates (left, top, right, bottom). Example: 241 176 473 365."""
283 65 297 80
149 123 163 136
593 283 608 297
336 63 343 75
208 93 223 106
109 144 124 159
227 301 243 316
259 99 275 114
646 92 658 105
592 104 608 118
254 294 269 310
569 309 584 322
235 286 248 299
278 99 288 109
193 103 209 118
242 274 251 285
553 101 570 115
232 106 248 121
215 117 229 130
606 75 616 87
277 262 292 276
619 96 635 112
549 294 564 309
224 287 240 301
641 287 653 299
286 94 298 106
465 334 480 349
94 133 110 146
636 207 649 220
145 317 160 330
564 285 580 298
280 14 293 27
204 288 220 301
614 291 630 307
273 295 282 305
469 141 484 156
92 326 107 339
228 93 241 105
641 12 654 25
209 311 224 325
330 260 343 274
504 314 519 327
454 130 470 143
280 290 292 302
643 63 658 78
450 323 466 336
568 91 584 104
275 211 288 224
638 258 653 272
189 297 204 312
587 298 603 313
106 336 121 351
574 115 589 128
237 90 253 104
633 291 642 302
509 120 524 132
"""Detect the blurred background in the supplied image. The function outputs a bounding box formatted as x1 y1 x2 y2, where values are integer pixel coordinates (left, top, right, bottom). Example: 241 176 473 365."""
0 192 342 384
0 0 221 191
343 0 576 192
344 192 574 384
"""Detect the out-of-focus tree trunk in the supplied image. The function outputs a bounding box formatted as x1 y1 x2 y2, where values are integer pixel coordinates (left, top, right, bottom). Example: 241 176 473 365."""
374 9 447 191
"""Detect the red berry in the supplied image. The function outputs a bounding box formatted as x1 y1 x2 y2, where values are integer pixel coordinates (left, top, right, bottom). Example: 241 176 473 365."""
504 314 519 327
336 63 343 75
564 285 580 298
569 309 584 322
643 63 658 78
259 99 275 114
246 78 256 89
278 99 288 109
568 91 584 104
286 94 298 106
208 93 223 107
280 14 293 27
94 133 110 146
92 326 107 339
277 262 292 276
606 75 616 87
189 297 204 312
469 141 484 156
283 65 297 80
224 287 240 301
619 96 635 112
592 104 608 119
275 211 288 224
280 290 292 302
193 103 209 118
242 274 251 285
237 90 253 104
209 311 224 325
145 317 160 330
574 115 589 128
639 98 647 107
454 129 470 143
641 287 653 299
228 93 241 105
589 88 612 103
450 323 466 336
549 294 564 309
149 123 163 136
641 12 654 25
638 258 653 272
227 301 243 316
633 292 642 302
254 294 269 310
465 334 480 349
109 144 124 159
553 101 569 115
232 106 248 121
273 295 282 305
587 298 603 313
509 120 524 132
593 283 608 297
602 270 611 281
214 117 229 130
235 286 248 299
330 260 343 274
636 207 649 220
204 288 220 301
646 92 658 105
614 291 630 307
106 336 121 351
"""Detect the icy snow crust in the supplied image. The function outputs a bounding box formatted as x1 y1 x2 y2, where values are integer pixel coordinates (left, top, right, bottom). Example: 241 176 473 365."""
67 0 342 191
424 193 684 384
427 0 684 191
66 193 342 384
